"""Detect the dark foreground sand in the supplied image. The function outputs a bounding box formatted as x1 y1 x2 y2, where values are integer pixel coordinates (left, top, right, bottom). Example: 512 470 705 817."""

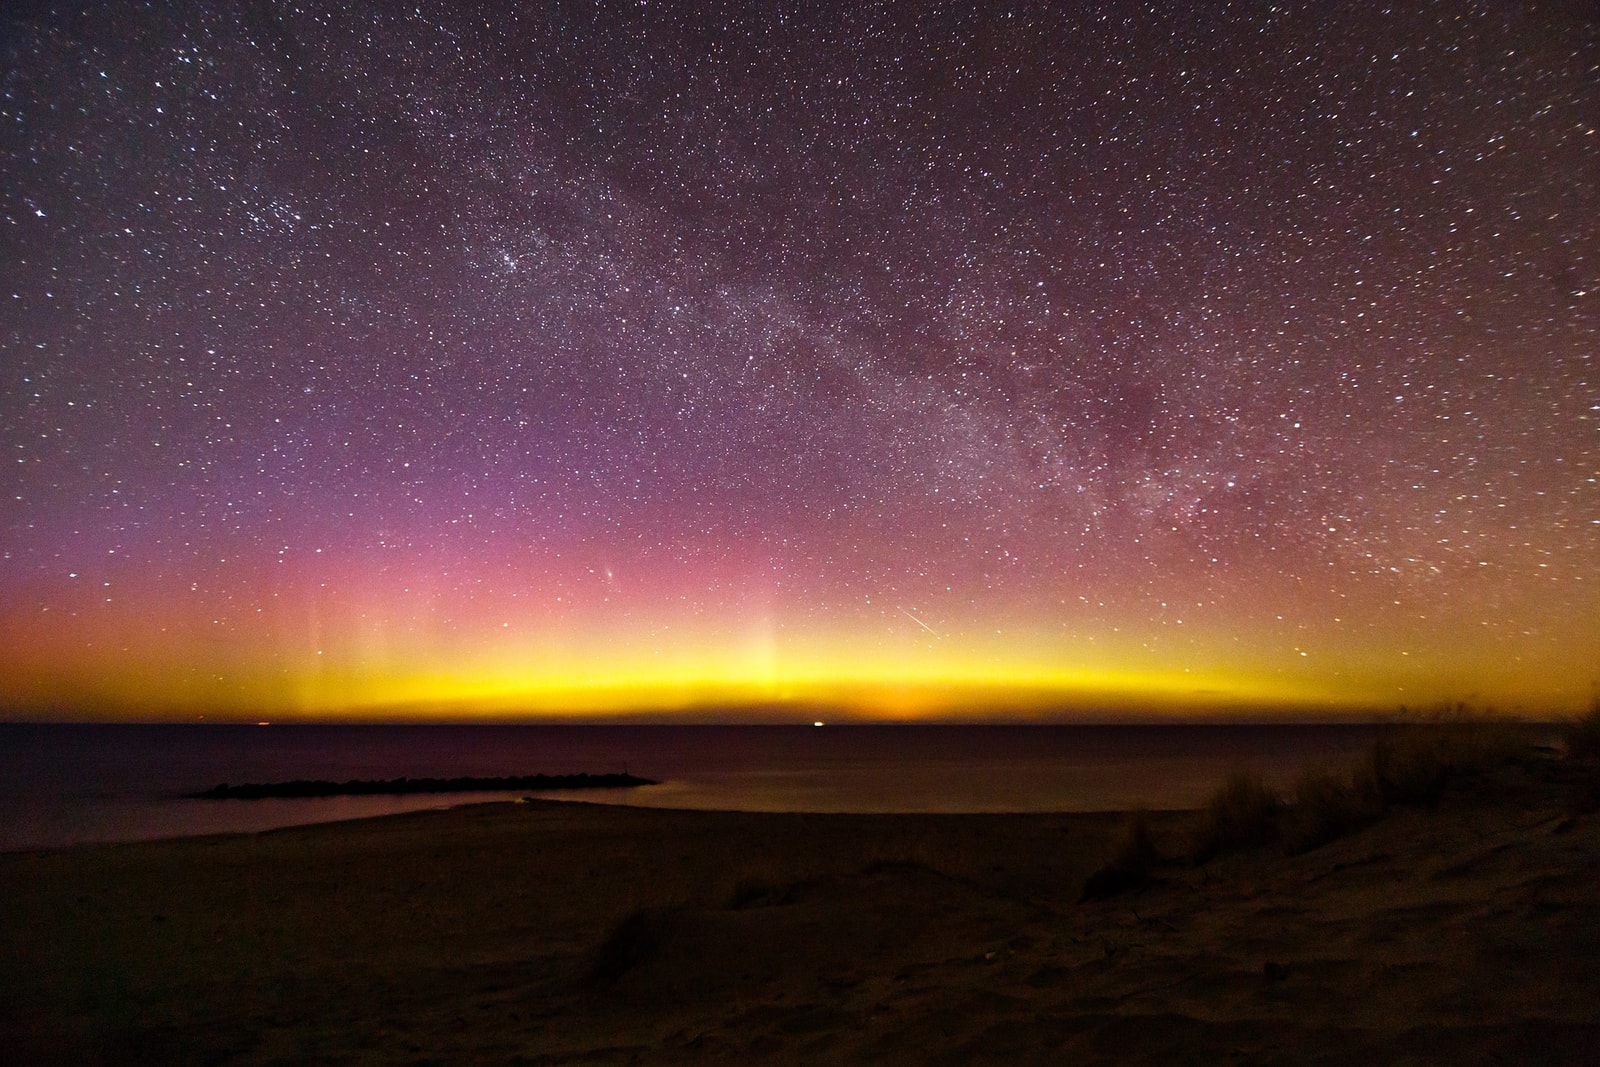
3 758 1598 1065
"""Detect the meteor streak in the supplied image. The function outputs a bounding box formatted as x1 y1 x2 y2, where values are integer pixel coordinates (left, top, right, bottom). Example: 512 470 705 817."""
899 607 940 638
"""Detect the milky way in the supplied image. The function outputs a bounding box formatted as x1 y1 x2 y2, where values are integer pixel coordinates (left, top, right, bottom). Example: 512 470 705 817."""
3 2 1596 718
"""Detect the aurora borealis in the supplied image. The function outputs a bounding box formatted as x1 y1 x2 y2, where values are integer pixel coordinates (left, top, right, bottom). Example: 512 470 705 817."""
2 2 1596 721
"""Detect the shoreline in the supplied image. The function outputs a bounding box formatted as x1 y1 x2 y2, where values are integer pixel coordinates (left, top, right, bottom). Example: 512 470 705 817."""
0 793 1189 858
3 753 1597 1064
10 721 1558 853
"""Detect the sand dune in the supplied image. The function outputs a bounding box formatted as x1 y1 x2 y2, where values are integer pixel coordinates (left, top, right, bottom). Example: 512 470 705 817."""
2 757 1597 1064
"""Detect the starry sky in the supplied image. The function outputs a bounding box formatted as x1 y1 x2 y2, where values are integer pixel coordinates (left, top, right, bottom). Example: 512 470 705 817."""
2 1 1596 721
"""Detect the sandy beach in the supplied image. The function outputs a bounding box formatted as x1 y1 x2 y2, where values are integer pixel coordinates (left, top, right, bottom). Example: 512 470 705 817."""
3 753 1598 1065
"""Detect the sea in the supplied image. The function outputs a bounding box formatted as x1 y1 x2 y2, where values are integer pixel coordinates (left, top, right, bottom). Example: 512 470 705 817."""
0 722 1524 852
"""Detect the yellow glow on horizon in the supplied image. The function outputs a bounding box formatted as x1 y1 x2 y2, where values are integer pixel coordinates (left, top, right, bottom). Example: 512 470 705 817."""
5 570 1594 721
244 618 1372 719
4 607 1588 721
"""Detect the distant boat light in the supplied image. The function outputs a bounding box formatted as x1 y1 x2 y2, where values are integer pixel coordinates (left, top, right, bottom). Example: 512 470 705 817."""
813 721 825 727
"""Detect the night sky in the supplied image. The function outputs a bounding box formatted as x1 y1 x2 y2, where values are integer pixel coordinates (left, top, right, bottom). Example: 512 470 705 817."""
2 2 1596 720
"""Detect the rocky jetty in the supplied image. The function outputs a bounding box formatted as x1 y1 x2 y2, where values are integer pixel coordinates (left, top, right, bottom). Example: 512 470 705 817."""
190 772 656 799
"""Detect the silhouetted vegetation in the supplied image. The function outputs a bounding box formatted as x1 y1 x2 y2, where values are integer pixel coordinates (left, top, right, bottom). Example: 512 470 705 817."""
1181 719 1531 867
1078 809 1157 902
1564 700 1600 760
590 906 679 984
1281 765 1383 854
1191 770 1283 863
1369 720 1524 805
1369 731 1454 805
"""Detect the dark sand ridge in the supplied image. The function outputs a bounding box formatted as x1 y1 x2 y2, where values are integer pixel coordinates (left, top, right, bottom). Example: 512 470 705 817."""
2 749 1598 1064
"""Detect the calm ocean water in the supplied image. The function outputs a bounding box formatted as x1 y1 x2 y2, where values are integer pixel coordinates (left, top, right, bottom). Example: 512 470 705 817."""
0 722 1435 851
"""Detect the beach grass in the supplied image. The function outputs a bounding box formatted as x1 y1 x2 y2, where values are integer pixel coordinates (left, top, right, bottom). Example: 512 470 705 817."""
1280 763 1384 853
1078 808 1157 901
1564 700 1600 760
1367 718 1522 804
1191 769 1283 862
590 905 682 984
3 723 1597 1065
1180 719 1531 868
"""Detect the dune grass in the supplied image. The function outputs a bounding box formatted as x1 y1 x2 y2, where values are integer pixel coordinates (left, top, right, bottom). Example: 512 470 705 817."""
1078 809 1157 902
1280 764 1384 854
1564 700 1600 760
1192 719 1525 865
1191 770 1284 863
590 905 681 984
1071 716 1542 899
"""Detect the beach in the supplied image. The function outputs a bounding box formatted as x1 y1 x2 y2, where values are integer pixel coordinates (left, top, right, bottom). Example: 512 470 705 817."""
3 754 1598 1065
